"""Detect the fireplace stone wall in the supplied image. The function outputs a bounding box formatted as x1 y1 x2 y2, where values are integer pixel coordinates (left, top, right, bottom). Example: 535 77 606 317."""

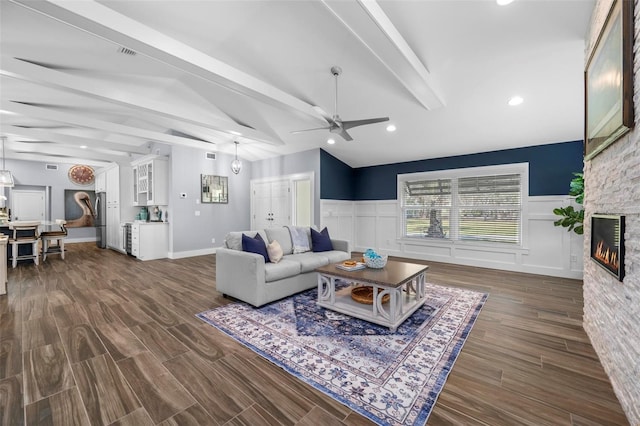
584 1 640 424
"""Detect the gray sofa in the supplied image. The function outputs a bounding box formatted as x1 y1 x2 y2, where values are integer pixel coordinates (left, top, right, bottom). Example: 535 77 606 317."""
216 227 350 307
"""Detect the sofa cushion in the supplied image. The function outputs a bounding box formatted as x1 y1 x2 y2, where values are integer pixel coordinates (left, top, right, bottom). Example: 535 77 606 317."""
311 227 333 252
267 240 284 263
286 252 330 273
264 227 293 255
318 250 351 264
264 259 301 282
242 233 270 263
225 230 268 251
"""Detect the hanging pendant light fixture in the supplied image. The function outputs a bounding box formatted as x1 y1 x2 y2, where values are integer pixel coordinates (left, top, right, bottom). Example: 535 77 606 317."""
0 136 15 187
230 141 242 175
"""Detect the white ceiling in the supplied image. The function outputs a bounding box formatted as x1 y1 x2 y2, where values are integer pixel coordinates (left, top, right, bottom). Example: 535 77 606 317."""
0 0 594 169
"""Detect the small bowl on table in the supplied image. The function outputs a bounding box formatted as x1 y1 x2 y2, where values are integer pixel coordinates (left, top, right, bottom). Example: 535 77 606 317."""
364 254 388 269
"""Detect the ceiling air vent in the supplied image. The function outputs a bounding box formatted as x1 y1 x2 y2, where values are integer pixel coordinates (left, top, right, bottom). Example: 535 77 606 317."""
118 46 137 56
205 152 216 160
46 164 59 171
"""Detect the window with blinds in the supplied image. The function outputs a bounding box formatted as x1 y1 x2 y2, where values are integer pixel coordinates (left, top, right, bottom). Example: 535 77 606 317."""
400 167 524 245
402 179 451 238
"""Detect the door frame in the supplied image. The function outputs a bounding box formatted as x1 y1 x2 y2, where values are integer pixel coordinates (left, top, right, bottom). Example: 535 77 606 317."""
250 172 314 230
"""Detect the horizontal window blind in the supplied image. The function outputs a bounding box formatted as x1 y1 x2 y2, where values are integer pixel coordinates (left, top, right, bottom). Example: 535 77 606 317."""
402 179 451 238
401 171 523 245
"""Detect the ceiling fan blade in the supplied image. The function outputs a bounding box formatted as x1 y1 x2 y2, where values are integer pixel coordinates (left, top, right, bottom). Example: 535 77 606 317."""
291 126 331 134
312 106 335 124
336 128 353 141
341 117 390 131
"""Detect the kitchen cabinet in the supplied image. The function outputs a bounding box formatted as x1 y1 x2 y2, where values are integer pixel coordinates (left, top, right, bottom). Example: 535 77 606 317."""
106 203 121 250
106 167 119 205
95 170 107 192
99 164 136 253
131 155 168 206
131 222 168 260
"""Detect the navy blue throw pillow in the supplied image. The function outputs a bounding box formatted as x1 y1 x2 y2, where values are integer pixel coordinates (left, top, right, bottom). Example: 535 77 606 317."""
311 227 333 252
242 233 270 262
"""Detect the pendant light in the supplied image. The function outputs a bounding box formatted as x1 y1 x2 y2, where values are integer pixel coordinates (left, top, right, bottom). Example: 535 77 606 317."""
0 136 14 187
230 141 242 175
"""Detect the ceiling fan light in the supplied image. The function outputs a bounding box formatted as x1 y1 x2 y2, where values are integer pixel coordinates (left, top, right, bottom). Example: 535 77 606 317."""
386 124 397 132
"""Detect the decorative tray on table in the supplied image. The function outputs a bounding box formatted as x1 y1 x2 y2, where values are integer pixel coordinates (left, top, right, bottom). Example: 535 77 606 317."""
336 261 366 271
351 286 390 304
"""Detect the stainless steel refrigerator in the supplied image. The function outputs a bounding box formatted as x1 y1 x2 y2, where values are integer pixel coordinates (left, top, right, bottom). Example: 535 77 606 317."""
95 192 107 248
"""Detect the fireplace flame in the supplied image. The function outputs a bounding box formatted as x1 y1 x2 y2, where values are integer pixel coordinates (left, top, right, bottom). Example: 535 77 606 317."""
594 240 618 272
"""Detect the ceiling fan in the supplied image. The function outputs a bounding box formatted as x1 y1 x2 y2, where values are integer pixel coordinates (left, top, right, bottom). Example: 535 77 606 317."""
292 66 389 141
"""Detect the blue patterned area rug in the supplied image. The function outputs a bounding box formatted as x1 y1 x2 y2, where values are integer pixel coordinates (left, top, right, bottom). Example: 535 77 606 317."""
197 282 488 426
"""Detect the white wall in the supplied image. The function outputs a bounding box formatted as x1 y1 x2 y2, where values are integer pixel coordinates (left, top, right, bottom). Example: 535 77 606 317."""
321 195 583 279
5 158 98 242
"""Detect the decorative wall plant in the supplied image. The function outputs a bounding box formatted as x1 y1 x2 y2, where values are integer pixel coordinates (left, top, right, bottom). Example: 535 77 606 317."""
553 172 584 235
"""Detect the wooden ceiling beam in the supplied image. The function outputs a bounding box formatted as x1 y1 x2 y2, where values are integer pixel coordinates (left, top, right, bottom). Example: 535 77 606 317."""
322 0 445 110
10 0 326 129
1 100 220 150
0 57 281 145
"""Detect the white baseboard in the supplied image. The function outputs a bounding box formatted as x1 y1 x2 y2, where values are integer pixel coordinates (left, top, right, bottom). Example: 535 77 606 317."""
66 237 97 244
168 247 217 259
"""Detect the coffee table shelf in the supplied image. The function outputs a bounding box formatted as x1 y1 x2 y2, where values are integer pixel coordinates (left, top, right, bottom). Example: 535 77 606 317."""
316 260 428 332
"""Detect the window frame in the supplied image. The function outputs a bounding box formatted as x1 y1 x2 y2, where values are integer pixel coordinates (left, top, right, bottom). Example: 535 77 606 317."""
397 163 529 248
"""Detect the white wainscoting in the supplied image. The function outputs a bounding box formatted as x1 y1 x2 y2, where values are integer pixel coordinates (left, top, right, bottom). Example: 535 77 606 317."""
321 196 583 279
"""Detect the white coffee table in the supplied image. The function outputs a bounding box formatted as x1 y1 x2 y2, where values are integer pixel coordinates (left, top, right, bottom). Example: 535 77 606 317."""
315 260 428 332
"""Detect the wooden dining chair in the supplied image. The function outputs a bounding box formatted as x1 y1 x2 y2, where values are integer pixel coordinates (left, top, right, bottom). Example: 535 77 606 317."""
41 219 67 261
8 221 41 268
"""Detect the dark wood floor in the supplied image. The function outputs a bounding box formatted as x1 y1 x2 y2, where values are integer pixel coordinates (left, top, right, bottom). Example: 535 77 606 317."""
0 243 629 425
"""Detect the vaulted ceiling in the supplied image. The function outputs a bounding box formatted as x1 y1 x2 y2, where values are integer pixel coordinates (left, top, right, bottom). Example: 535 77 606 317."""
0 0 594 169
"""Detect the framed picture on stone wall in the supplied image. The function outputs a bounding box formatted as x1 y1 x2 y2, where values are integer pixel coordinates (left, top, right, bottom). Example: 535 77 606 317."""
584 0 634 160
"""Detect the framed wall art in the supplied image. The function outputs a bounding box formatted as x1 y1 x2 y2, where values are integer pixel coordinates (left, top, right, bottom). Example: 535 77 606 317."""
64 189 96 228
584 0 634 160
201 174 228 204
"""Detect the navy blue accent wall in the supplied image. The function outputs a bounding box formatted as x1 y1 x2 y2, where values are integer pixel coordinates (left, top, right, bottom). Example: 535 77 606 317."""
320 141 584 200
320 149 355 200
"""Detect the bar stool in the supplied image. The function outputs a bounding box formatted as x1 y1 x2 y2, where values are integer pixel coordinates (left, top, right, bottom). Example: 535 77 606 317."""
8 221 41 268
41 219 67 262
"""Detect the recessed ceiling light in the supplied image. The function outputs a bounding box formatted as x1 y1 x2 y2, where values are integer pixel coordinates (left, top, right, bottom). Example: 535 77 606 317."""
508 96 524 106
386 124 397 132
229 130 242 136
496 0 515 5
80 145 87 149
327 138 336 145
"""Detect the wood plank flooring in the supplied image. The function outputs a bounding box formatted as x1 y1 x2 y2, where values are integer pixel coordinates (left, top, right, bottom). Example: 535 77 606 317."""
0 243 629 425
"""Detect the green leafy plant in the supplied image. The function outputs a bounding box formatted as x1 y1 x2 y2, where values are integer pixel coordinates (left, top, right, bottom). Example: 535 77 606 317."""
553 172 584 235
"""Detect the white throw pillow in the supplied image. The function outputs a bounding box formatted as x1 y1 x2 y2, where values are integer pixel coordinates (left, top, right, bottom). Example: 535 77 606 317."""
267 240 284 263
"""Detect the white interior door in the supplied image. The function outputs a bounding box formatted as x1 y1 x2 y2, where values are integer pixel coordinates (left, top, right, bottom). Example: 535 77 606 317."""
252 181 273 230
251 179 291 229
270 180 290 228
11 190 45 221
